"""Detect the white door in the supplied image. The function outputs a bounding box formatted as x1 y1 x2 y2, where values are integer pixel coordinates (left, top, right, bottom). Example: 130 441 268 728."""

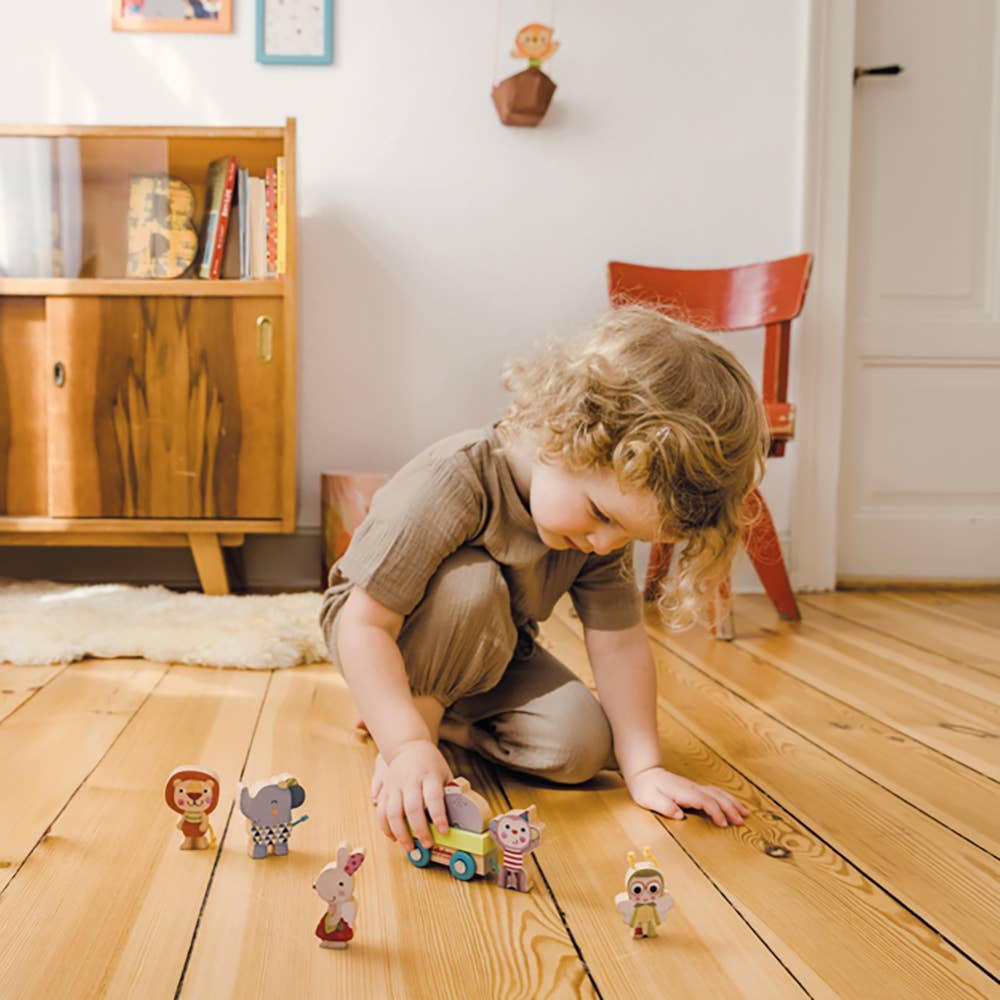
839 0 1000 581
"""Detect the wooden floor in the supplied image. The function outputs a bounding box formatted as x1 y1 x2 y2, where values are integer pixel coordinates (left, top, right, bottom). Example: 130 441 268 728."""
1 590 998 999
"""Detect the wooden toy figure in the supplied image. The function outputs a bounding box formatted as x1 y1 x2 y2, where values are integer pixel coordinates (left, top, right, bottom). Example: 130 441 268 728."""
492 22 559 126
488 804 543 892
237 773 308 859
164 765 220 850
512 23 560 68
615 847 674 939
314 844 366 949
405 777 498 881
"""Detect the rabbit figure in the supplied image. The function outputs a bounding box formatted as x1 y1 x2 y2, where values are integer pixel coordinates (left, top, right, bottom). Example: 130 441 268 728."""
313 843 366 949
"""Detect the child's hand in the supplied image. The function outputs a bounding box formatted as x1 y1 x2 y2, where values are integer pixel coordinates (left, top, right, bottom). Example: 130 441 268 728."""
374 739 453 851
625 766 748 828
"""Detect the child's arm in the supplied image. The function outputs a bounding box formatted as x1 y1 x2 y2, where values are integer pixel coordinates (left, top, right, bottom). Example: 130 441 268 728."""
337 587 452 850
584 622 748 827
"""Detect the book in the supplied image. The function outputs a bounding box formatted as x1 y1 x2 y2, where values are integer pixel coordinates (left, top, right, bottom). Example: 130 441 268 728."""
248 175 267 279
276 156 286 276
220 179 242 280
265 166 277 277
199 155 237 279
237 167 249 278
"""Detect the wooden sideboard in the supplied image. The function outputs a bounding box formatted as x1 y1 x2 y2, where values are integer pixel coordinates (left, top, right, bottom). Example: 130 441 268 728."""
0 121 298 593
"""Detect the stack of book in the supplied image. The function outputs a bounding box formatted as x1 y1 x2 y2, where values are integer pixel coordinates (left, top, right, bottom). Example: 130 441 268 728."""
199 155 287 280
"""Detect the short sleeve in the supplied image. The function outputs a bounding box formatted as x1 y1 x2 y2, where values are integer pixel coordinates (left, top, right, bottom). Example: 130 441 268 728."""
569 543 642 630
334 458 485 616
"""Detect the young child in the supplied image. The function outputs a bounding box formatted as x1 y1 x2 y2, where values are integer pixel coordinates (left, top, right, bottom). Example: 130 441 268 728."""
320 305 762 852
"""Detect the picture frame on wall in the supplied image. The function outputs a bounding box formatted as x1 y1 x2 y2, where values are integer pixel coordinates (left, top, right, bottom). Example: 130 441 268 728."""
256 0 333 65
113 0 233 33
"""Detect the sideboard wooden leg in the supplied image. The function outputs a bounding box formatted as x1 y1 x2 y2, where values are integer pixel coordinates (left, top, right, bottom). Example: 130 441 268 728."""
188 533 230 595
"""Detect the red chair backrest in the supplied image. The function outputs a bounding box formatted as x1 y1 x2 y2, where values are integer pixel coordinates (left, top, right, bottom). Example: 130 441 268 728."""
607 254 813 457
607 254 812 330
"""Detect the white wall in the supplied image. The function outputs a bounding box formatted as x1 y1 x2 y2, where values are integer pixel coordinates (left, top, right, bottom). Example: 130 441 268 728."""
0 0 811 590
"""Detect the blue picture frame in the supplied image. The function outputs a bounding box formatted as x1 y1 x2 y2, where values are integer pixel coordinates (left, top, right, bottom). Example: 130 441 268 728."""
256 0 333 65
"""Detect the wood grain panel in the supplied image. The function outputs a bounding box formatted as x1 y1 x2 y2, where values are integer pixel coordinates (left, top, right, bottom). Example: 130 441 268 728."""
678 596 1000 856
632 614 1000 974
0 664 64 723
0 659 166 892
230 298 283 518
891 589 1000 631
0 666 268 1000
46 296 282 519
729 598 1000 779
0 298 47 515
545 607 1000 997
803 591 1000 679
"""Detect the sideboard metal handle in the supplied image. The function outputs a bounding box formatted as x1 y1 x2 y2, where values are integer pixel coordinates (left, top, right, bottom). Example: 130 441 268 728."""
53 361 66 387
256 315 273 362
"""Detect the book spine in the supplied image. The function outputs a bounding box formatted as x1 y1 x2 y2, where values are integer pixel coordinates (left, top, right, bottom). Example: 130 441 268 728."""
276 156 286 276
238 168 249 279
208 156 237 279
265 167 277 278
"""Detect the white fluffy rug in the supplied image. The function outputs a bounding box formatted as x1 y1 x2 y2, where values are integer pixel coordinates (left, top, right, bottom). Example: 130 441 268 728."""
0 579 327 668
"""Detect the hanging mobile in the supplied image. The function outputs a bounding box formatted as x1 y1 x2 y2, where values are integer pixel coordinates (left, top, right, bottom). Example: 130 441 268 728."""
492 4 559 127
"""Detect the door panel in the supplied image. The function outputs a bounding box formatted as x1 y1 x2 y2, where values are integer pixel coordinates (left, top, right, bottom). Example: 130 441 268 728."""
46 296 283 519
840 0 1000 578
0 298 47 515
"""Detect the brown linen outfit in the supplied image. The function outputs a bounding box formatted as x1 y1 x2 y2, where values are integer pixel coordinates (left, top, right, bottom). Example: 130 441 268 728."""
320 426 642 784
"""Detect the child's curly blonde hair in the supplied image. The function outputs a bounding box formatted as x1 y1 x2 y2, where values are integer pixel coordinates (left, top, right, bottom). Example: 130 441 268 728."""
499 305 768 628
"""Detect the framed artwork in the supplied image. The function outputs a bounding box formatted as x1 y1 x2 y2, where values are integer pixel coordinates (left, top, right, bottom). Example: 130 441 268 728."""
113 0 233 33
256 0 333 65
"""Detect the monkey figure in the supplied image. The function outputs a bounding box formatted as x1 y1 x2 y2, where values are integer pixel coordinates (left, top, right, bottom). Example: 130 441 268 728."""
512 23 559 68
488 805 543 892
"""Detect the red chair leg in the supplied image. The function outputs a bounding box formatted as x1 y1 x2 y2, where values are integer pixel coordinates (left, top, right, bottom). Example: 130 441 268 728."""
643 542 675 601
743 489 800 621
709 575 735 640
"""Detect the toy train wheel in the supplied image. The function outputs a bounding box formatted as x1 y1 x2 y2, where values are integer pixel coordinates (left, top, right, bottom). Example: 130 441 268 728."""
407 843 431 868
448 851 476 881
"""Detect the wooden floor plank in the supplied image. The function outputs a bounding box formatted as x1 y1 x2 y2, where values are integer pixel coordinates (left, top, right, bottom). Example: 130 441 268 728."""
775 597 1000 708
4 589 1000 1000
803 592 1000 680
888 590 1000 633
0 665 268 1000
0 658 166 893
494 767 807 998
666 598 1000 858
630 614 1000 976
0 663 65 722
180 666 597 1000
731 596 1000 783
542 611 1000 999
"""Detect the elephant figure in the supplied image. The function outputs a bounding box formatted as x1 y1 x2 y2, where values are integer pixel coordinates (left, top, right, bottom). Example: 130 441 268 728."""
238 773 307 859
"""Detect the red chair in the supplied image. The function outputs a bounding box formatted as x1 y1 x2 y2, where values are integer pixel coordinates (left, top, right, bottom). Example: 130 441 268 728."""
608 254 813 638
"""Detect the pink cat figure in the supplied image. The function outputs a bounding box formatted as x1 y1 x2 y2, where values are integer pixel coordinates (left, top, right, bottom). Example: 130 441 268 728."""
313 843 366 949
615 846 674 939
488 805 543 892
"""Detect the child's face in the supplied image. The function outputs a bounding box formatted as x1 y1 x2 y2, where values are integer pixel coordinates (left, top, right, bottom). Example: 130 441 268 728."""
529 462 662 554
